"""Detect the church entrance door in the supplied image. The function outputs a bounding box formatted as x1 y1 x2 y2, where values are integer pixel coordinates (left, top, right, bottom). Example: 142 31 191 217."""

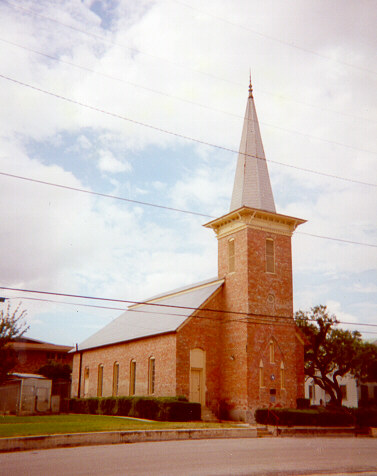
190 368 202 404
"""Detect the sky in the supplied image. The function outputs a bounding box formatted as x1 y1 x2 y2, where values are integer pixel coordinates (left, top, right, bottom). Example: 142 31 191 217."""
0 0 376 346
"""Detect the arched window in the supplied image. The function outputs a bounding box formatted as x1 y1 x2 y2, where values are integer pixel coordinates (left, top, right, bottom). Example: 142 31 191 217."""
259 360 265 388
129 360 136 396
83 366 89 397
280 362 285 389
97 364 103 397
148 357 155 395
266 239 275 273
269 340 275 363
113 362 119 396
228 238 235 273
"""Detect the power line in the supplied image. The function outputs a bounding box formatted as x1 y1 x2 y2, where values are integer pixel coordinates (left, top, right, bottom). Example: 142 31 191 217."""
0 170 376 248
7 296 377 336
1 35 374 128
6 0 376 82
1 72 376 188
1 171 376 248
3 0 242 89
172 0 377 76
0 171 210 218
3 287 377 330
295 232 377 249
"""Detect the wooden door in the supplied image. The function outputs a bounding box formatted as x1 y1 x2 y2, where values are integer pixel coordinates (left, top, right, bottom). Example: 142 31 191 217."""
190 369 202 403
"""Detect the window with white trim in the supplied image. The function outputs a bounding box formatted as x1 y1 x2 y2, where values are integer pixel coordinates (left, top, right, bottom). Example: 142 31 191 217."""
280 362 285 389
129 360 136 396
113 362 119 396
97 364 103 397
148 357 155 395
266 239 275 273
259 360 265 388
228 238 235 273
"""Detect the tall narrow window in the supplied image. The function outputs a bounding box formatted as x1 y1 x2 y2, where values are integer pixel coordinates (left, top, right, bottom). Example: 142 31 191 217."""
84 367 89 396
340 385 347 400
129 360 136 396
266 239 275 273
269 340 275 363
113 362 119 396
259 360 264 388
309 382 315 400
148 357 155 395
280 362 285 389
228 238 235 273
97 364 103 397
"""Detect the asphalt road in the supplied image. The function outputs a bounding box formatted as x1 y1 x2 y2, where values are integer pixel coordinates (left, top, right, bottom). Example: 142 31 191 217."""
0 437 376 476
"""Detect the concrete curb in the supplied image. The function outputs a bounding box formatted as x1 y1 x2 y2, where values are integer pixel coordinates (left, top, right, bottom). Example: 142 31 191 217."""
269 426 372 437
0 427 258 453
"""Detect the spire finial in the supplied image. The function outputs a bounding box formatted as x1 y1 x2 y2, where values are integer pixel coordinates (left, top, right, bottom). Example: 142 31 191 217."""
248 71 253 98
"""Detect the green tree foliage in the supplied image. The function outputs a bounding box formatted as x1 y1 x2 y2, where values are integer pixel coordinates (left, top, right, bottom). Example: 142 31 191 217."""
295 305 377 407
37 361 72 381
0 302 29 384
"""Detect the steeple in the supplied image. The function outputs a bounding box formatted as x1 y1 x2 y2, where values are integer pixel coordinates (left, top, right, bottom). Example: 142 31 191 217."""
230 80 276 213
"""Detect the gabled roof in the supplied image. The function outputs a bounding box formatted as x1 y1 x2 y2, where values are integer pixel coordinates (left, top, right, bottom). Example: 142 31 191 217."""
76 277 224 351
11 338 73 353
230 82 276 213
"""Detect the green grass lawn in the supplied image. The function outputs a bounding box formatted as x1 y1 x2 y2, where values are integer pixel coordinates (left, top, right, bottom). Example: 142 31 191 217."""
0 414 239 438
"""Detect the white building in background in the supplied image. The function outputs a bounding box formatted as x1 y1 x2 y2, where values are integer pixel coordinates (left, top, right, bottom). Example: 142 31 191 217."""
305 375 377 408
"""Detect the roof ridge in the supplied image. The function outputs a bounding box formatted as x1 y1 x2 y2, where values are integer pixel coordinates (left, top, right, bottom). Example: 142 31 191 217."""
129 277 223 308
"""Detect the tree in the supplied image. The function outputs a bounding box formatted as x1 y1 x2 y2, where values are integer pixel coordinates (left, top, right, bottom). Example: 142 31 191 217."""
0 302 29 384
37 361 72 381
295 305 377 407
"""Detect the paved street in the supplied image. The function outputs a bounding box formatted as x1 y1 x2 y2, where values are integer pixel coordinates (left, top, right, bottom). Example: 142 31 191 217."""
0 437 376 476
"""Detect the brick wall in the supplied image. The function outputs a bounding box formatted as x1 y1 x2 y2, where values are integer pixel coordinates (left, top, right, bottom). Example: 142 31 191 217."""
71 333 176 398
176 290 223 413
217 224 304 421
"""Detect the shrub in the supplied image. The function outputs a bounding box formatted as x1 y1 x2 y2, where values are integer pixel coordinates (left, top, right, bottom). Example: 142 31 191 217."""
353 408 377 427
87 398 99 414
69 396 199 421
98 397 117 415
130 397 159 420
255 408 354 427
164 401 201 421
296 398 310 409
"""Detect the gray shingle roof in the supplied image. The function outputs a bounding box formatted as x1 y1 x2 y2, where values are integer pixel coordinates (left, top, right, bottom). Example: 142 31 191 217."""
230 88 276 213
77 278 224 351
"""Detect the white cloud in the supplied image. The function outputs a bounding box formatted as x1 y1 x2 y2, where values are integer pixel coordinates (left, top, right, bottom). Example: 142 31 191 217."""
97 149 132 173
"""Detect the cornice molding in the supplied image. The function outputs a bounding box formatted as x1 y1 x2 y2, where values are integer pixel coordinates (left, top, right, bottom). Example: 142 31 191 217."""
204 206 306 239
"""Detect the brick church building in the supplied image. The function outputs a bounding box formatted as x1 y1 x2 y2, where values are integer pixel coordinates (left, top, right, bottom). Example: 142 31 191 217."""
71 82 306 421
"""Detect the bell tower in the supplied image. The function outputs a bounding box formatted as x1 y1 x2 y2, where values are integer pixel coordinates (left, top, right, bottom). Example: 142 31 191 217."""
204 80 306 421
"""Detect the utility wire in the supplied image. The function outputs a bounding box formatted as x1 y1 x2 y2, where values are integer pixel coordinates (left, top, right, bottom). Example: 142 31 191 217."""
1 36 374 127
1 170 376 248
6 0 376 80
172 0 377 76
0 171 210 218
8 296 377 336
1 72 376 188
3 287 377 330
294 232 377 249
3 0 241 88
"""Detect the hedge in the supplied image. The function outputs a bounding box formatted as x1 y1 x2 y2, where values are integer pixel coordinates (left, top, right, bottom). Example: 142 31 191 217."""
69 396 201 422
255 407 377 427
255 408 354 427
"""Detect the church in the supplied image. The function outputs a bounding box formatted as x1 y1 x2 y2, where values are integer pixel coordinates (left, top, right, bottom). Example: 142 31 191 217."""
71 81 306 422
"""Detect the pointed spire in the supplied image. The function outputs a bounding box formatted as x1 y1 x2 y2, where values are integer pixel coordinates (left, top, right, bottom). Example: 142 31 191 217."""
229 80 276 213
248 71 253 98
